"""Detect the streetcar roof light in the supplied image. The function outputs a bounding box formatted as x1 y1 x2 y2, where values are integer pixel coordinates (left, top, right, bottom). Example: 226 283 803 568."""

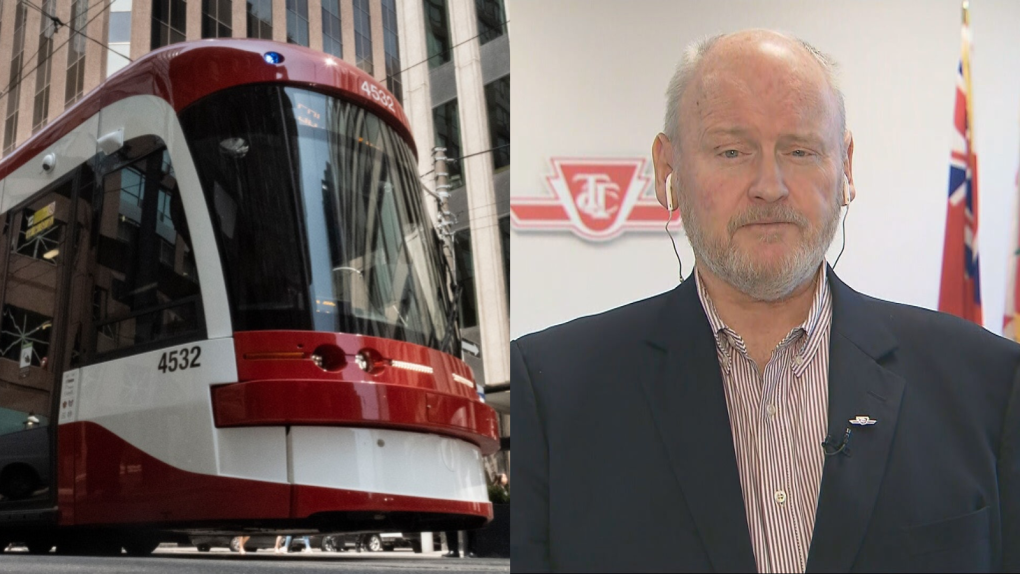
264 51 284 65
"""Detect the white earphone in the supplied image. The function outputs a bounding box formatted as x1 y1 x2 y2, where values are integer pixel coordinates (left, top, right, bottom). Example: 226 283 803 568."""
841 174 852 207
665 172 677 212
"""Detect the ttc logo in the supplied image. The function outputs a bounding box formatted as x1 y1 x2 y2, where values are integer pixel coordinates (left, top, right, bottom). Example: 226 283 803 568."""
510 158 681 241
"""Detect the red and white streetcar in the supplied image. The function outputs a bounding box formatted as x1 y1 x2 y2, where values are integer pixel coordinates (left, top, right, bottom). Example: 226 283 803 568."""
0 39 498 555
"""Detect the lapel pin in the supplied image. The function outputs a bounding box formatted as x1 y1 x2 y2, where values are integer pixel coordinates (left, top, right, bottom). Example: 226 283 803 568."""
850 415 877 426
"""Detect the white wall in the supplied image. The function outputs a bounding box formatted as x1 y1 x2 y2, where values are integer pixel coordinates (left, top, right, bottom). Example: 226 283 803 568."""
510 0 1020 340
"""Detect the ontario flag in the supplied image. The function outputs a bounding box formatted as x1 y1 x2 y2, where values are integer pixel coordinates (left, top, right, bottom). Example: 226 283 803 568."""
938 19 982 325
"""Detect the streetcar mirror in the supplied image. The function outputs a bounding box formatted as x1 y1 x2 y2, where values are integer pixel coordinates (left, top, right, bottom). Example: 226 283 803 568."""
98 128 124 155
219 137 249 159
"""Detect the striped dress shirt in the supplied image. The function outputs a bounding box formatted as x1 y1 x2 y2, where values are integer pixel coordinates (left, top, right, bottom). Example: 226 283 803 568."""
695 267 832 574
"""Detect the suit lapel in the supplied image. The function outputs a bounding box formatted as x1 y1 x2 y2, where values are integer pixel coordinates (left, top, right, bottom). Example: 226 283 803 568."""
642 279 757 573
806 270 905 572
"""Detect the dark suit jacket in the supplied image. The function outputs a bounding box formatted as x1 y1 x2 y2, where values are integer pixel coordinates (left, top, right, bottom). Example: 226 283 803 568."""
512 269 1020 572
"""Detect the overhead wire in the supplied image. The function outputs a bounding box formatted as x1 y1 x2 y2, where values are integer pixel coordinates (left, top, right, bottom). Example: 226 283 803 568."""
23 0 135 65
384 17 510 85
0 0 119 102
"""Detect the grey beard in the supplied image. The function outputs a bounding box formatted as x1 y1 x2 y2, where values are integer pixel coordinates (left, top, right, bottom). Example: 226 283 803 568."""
679 195 841 302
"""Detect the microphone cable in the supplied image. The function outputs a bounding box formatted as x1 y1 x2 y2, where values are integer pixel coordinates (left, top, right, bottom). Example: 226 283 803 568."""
832 200 851 270
666 211 684 283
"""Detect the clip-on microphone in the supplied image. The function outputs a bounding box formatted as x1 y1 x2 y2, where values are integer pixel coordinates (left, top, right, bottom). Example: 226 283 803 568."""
821 427 852 457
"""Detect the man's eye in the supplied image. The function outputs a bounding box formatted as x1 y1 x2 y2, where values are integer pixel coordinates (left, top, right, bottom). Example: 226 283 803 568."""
722 150 740 159
791 149 811 157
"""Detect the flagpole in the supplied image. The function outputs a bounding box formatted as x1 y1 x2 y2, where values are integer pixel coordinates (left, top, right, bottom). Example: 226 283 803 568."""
961 1 976 159
961 0 982 324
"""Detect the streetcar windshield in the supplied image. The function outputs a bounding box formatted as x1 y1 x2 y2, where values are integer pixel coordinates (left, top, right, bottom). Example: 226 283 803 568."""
179 85 455 353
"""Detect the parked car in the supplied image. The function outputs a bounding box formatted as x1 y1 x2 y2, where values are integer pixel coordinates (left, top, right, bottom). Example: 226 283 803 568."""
320 532 427 552
188 532 442 553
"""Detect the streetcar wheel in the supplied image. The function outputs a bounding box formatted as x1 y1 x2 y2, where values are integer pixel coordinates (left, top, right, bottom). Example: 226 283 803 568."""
365 534 383 553
123 539 161 556
25 540 54 554
0 465 39 500
321 535 340 553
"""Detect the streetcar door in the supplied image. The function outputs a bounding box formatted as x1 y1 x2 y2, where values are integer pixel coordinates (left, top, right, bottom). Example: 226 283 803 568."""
0 180 75 508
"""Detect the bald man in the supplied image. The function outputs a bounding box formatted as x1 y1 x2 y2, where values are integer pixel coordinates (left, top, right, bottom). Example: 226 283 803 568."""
511 30 1020 573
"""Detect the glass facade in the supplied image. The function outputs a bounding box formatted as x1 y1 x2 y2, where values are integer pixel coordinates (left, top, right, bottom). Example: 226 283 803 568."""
484 75 509 171
180 85 457 353
202 0 232 38
321 0 342 58
432 99 462 186
476 0 506 44
500 216 509 305
423 0 451 69
381 0 402 104
247 0 273 39
31 0 56 133
454 229 478 329
3 1 27 155
354 0 373 74
286 0 309 46
151 0 187 49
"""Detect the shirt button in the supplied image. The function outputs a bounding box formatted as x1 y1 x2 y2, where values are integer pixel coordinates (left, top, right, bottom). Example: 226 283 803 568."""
766 404 777 417
775 490 787 505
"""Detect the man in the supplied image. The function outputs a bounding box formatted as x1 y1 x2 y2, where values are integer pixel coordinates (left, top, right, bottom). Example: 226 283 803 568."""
511 29 1020 573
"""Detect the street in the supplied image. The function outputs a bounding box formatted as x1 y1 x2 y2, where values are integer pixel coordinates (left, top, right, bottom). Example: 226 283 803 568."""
0 545 510 574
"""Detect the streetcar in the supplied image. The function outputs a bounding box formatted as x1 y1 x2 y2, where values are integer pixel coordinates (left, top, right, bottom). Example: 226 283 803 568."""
0 39 498 555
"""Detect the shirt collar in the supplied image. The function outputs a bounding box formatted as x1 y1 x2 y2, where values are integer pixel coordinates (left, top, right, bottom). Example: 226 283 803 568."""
695 265 831 359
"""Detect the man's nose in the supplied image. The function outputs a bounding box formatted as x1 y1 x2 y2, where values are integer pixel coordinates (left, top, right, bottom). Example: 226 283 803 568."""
748 155 789 202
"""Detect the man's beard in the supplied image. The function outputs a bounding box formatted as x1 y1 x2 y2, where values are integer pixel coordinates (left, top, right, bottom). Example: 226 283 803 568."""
678 185 841 302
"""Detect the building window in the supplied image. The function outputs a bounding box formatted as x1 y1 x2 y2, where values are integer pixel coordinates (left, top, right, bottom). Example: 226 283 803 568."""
433 99 462 186
94 139 203 356
476 0 506 45
202 0 232 38
3 1 28 155
423 0 451 69
484 75 509 171
32 0 56 133
247 0 272 39
321 0 342 58
354 0 373 74
107 6 132 79
454 229 478 329
285 0 309 46
110 12 131 42
381 0 401 103
500 215 509 305
151 0 186 49
65 0 89 106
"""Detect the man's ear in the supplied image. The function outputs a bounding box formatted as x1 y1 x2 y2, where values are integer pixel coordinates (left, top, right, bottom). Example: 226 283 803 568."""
843 130 856 202
652 133 676 210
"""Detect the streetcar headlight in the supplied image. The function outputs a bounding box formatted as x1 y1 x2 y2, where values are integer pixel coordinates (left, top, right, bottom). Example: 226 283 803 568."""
355 352 373 373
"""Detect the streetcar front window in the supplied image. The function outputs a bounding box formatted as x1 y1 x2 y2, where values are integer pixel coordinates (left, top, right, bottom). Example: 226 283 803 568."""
180 85 455 353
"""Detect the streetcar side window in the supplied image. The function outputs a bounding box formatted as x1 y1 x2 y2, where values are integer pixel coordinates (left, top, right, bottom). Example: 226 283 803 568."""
91 139 203 357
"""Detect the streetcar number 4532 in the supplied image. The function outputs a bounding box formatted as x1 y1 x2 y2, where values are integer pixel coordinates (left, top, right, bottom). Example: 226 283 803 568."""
158 346 202 373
